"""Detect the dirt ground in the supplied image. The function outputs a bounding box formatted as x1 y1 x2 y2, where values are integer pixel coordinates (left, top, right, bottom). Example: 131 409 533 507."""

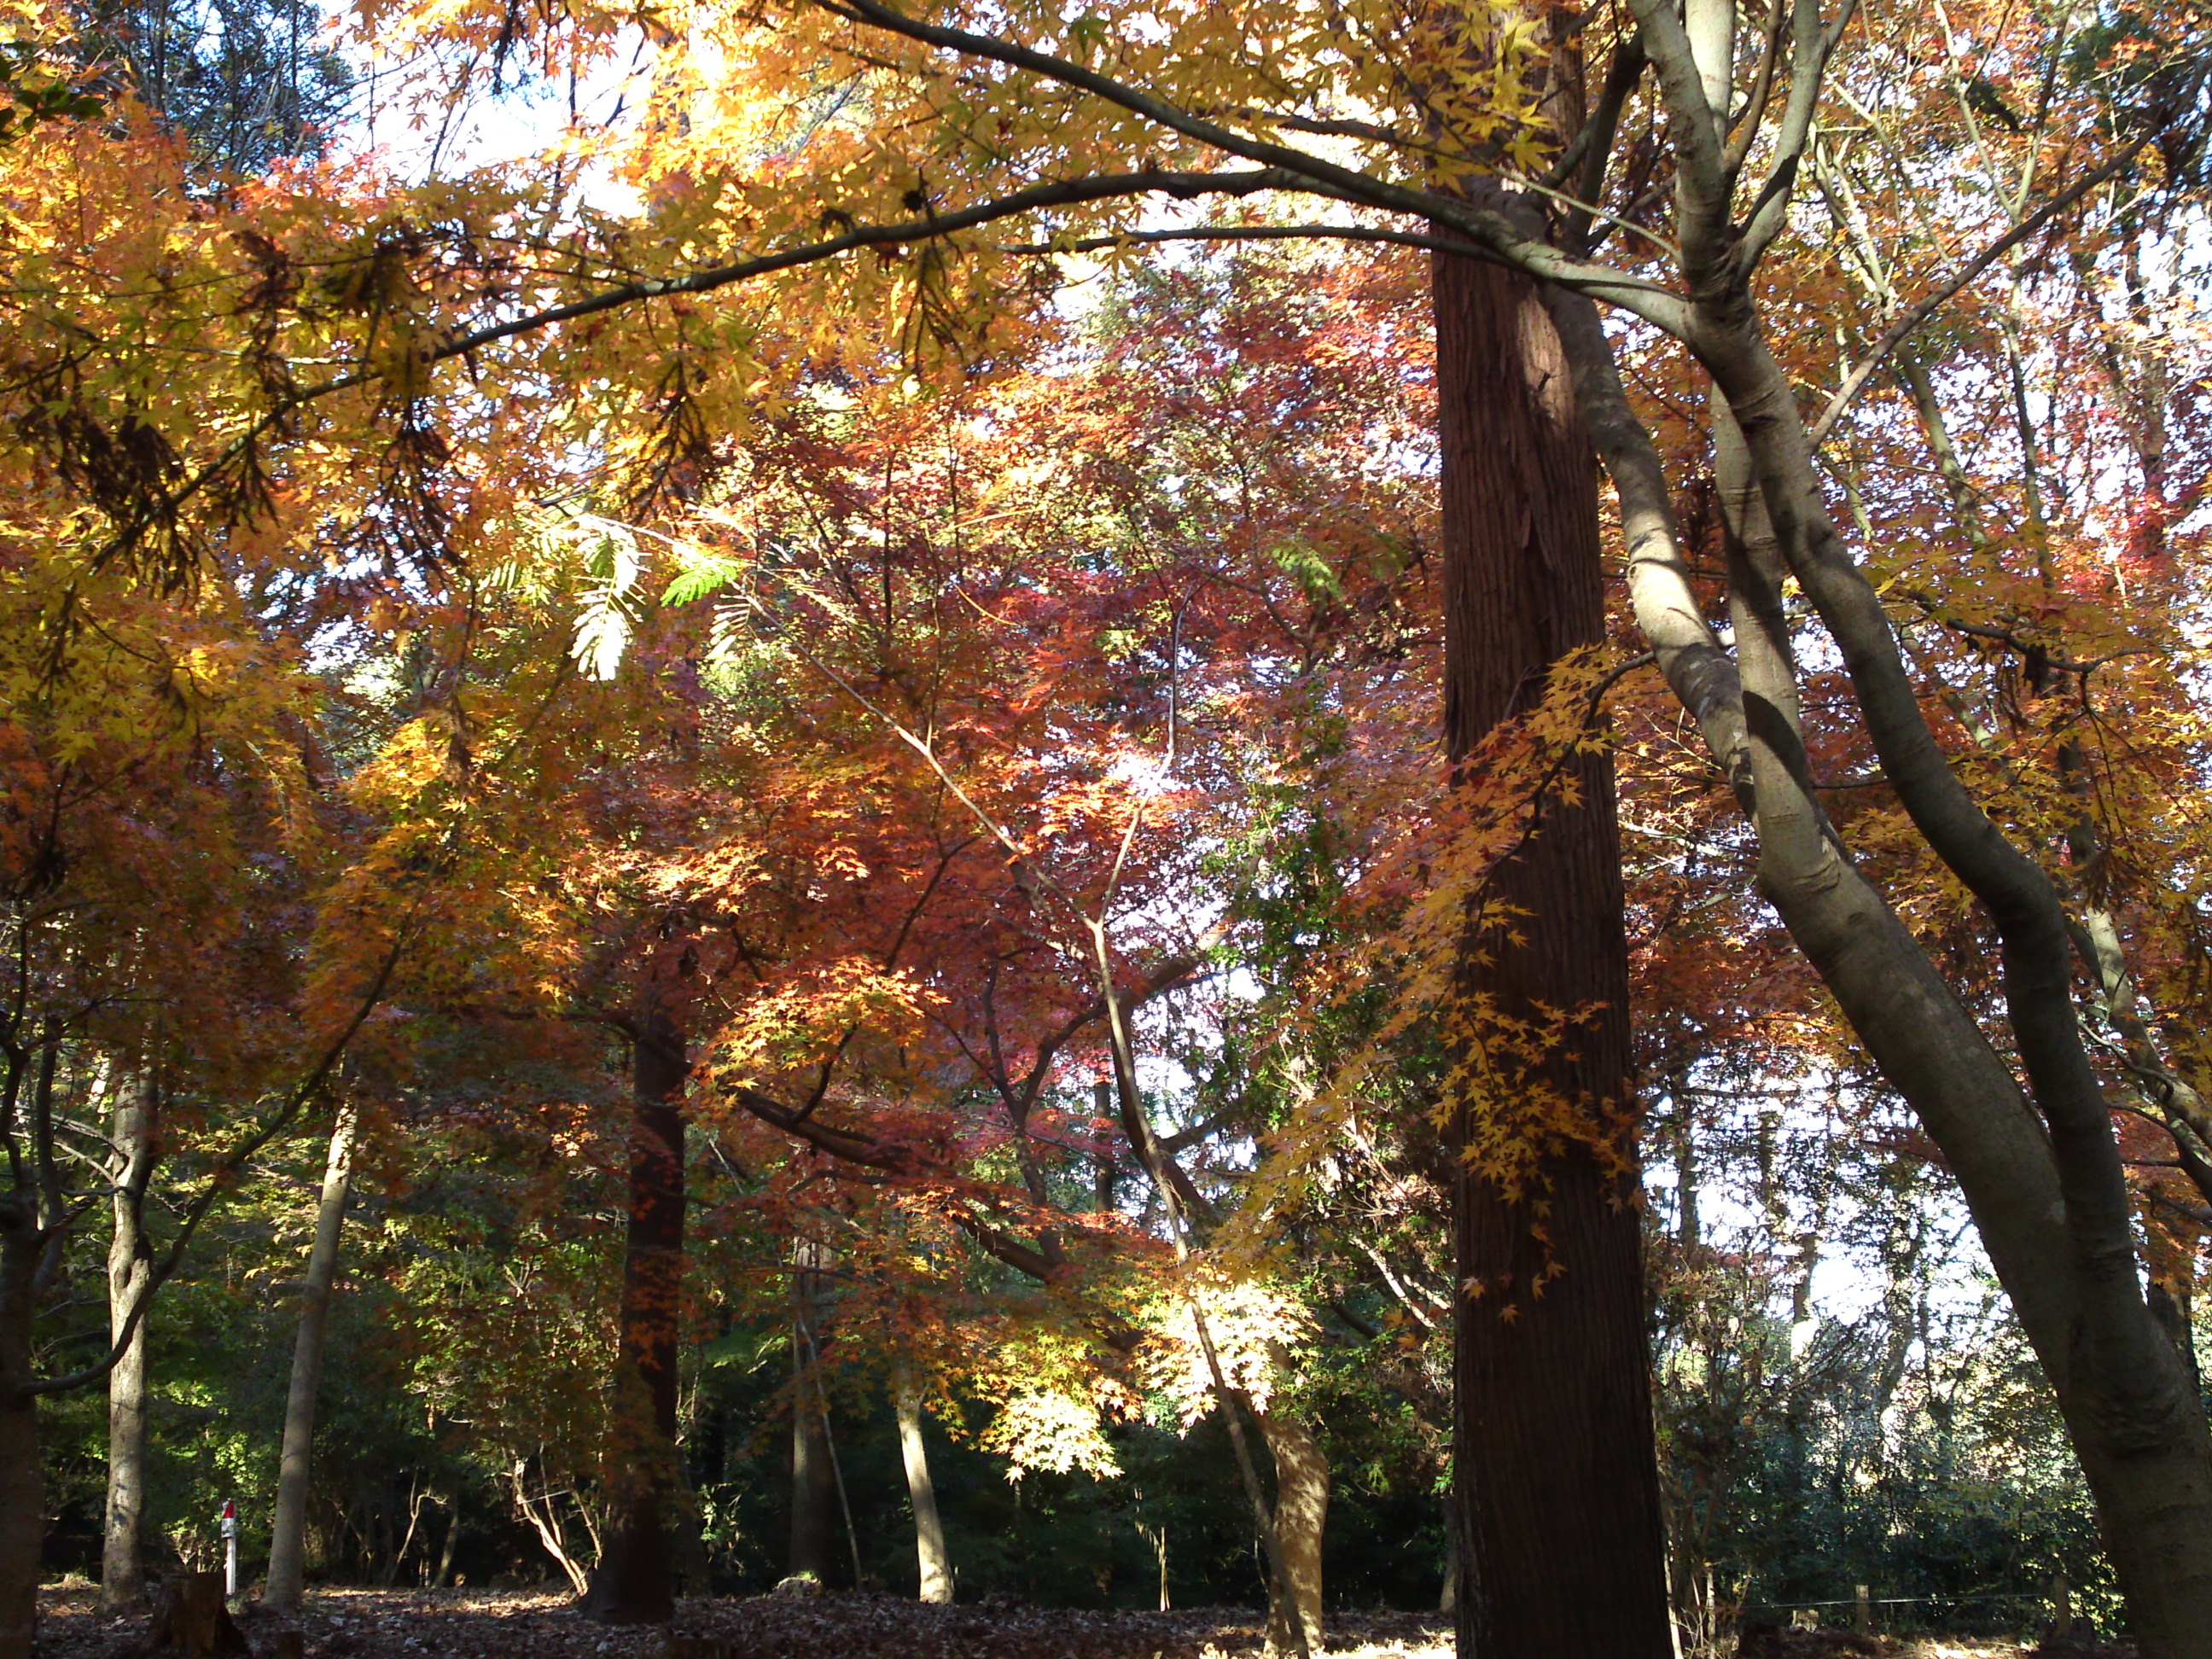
30 1586 2101 1659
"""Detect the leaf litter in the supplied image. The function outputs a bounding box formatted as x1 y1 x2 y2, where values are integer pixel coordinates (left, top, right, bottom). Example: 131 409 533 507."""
32 1590 2089 1657
33 1587 1452 1658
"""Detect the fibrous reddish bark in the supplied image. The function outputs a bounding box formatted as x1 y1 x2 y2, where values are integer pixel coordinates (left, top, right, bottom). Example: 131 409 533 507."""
1432 247 1674 1659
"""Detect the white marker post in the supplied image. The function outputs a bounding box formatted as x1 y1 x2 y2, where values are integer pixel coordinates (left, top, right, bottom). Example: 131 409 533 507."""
220 1499 239 1598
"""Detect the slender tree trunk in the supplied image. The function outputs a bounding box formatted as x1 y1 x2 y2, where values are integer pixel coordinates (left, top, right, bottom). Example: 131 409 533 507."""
1664 1071 1700 1253
583 1004 687 1624
102 1075 158 1613
1694 313 2212 1653
97 1301 148 1610
788 1238 838 1585
265 1099 360 1616
1872 1173 1923 1419
1431 248 1674 1659
1092 1079 1115 1214
383 1481 426 1586
511 1462 591 1596
0 1191 44 1659
1513 1 2212 1617
894 1377 952 1603
433 1499 459 1588
1255 1408 1327 1657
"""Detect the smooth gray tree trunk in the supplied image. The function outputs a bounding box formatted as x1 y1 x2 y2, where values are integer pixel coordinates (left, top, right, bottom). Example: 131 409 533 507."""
264 1101 359 1615
433 1498 459 1587
894 1378 951 1603
101 1075 158 1613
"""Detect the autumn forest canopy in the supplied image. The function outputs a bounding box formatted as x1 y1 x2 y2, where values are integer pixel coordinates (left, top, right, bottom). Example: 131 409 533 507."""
5 2 2212 1657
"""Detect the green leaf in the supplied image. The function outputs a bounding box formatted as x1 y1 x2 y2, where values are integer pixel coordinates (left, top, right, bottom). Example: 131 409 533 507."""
1266 539 1342 601
661 555 748 608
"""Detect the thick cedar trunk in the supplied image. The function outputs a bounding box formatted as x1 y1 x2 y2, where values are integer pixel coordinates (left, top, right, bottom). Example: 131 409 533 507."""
894 1378 952 1603
0 1194 40 1659
787 1239 838 1585
102 1076 158 1613
265 1100 360 1616
1432 250 1674 1659
583 1007 687 1624
1256 1409 1327 1657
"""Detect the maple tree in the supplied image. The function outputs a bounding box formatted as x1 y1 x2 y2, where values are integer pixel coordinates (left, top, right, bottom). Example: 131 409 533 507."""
235 229 1467 1650
0 20 587 1648
512 247 1451 1638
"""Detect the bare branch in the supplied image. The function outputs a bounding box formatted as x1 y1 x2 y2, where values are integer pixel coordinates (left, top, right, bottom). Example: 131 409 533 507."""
1740 1 1861 260
1808 138 2149 445
816 0 1687 327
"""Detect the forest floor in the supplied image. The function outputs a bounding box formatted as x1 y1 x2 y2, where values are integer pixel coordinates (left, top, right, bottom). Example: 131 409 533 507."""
30 1586 2111 1659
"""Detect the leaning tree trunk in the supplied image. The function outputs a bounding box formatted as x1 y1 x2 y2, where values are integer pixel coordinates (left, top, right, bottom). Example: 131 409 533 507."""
1431 248 1674 1659
788 1238 838 1586
265 1099 361 1616
102 1074 159 1613
1255 1407 1327 1658
1680 249 2212 1645
1522 73 2212 1634
582 1004 687 1624
894 1376 952 1603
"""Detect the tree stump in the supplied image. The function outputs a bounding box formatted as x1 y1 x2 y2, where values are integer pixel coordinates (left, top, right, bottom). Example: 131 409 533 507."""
142 1573 250 1656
